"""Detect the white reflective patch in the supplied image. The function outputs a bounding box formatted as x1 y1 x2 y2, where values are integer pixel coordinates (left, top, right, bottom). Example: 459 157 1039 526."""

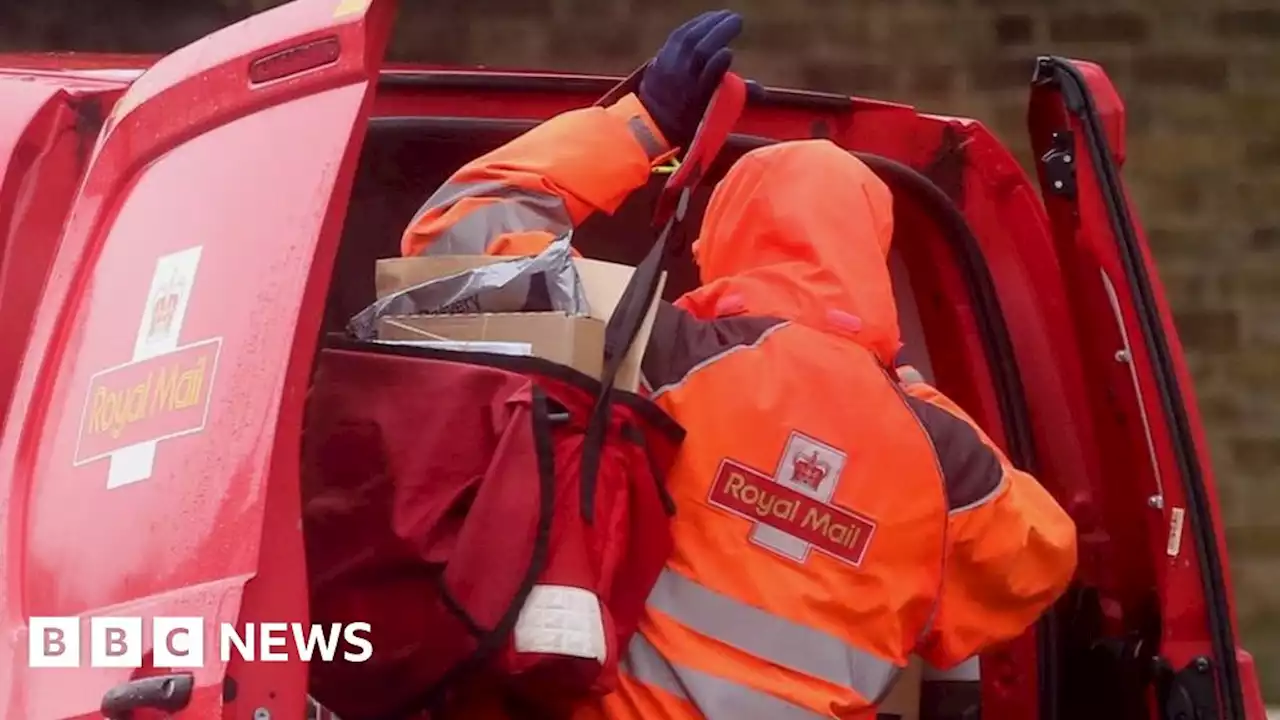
372 338 533 357
513 585 606 663
1167 506 1186 558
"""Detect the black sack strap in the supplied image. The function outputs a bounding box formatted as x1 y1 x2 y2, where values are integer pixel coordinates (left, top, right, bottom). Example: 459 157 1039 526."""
595 62 648 109
579 69 747 524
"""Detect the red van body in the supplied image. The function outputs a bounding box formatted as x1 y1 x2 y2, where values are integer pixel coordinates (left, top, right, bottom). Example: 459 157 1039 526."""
0 0 1268 718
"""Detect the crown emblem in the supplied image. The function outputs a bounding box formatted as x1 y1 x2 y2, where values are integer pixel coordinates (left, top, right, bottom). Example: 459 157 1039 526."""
147 271 184 340
790 450 830 491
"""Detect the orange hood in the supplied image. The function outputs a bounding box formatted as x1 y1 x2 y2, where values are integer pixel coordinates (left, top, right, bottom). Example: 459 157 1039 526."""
676 140 901 365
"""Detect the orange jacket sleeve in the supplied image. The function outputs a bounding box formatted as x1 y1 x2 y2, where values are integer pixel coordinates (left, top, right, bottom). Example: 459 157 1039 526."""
401 93 675 258
903 380 1078 668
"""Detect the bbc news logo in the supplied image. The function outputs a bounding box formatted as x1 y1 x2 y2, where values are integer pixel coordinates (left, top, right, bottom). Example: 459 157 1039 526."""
28 617 372 668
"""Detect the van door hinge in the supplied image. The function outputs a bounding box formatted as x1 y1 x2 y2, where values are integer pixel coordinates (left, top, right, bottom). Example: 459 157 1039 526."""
1040 130 1077 197
1155 656 1219 720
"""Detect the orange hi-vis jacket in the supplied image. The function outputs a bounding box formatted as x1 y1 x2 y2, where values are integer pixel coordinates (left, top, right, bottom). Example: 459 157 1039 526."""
402 94 1079 719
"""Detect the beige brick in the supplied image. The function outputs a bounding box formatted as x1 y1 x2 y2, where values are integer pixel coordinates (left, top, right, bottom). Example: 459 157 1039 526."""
1231 556 1280 618
1134 52 1230 91
905 63 959 97
1129 93 1228 134
1249 228 1280 253
800 59 900 95
1222 347 1280 390
993 14 1036 46
1227 93 1280 138
1049 12 1150 44
1127 132 1245 174
1160 266 1228 308
1174 309 1242 352
1229 50 1280 91
967 56 1036 92
464 21 551 68
1214 9 1280 41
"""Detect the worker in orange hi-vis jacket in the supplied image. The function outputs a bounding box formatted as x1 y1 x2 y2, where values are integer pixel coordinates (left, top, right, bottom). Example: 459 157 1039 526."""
402 11 1078 719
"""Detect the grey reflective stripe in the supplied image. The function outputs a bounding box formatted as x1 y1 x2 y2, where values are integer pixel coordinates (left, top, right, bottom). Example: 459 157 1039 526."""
623 631 827 720
627 116 666 160
407 180 573 256
647 568 900 704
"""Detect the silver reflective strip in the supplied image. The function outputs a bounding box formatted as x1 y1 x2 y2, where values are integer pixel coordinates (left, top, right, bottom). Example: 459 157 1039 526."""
949 474 1008 514
407 180 573 256
627 116 666 160
647 568 899 703
623 631 827 720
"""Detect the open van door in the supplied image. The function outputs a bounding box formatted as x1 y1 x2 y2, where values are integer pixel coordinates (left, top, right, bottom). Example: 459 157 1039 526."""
0 0 393 717
0 72 125 434
1029 58 1267 720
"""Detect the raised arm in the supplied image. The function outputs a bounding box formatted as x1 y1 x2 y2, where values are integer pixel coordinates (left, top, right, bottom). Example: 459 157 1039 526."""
402 10 743 259
401 94 672 258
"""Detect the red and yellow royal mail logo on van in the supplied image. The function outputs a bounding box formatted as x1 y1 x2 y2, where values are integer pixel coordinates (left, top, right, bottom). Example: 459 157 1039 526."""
708 431 877 567
73 339 222 466
147 269 185 341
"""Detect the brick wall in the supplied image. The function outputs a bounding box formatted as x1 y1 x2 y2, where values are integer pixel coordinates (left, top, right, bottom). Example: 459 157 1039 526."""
3 0 1277 701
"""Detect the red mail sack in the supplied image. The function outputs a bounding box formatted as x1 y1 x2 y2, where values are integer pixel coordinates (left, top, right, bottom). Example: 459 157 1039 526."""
301 341 683 719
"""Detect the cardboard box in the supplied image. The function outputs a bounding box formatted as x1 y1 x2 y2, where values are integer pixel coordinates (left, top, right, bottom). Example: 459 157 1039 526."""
373 255 664 392
878 655 923 720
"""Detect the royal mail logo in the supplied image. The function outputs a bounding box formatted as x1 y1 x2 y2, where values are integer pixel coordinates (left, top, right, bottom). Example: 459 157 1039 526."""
73 338 221 467
147 270 185 342
73 245 214 489
790 450 830 491
708 431 876 567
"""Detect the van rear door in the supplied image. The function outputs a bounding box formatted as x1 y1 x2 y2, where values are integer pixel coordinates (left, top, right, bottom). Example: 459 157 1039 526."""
0 72 124 435
1028 57 1267 720
0 0 392 717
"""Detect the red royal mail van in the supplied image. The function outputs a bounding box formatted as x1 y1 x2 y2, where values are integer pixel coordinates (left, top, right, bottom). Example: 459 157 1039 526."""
0 0 1269 718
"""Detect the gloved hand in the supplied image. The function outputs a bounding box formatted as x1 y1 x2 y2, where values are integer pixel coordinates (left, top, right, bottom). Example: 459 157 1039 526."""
639 10 743 149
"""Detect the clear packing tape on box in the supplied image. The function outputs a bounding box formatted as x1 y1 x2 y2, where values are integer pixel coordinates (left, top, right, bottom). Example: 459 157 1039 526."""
347 236 588 340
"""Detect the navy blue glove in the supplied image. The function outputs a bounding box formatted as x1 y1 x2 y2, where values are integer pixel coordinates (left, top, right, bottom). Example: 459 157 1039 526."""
639 10 743 149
